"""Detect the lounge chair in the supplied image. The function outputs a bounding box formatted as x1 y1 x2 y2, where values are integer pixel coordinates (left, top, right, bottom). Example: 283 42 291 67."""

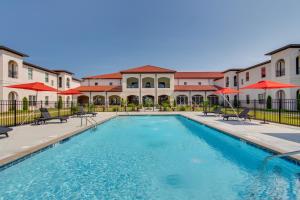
74 106 97 117
35 108 68 124
222 108 251 121
0 126 12 137
203 107 222 116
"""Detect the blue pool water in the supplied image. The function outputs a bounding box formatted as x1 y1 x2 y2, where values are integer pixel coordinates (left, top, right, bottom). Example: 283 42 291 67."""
0 115 300 199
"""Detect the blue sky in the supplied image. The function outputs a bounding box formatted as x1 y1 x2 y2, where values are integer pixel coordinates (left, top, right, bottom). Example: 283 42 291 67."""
1 0 300 78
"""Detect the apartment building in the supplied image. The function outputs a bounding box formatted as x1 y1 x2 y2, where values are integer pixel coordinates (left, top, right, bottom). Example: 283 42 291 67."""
0 46 80 103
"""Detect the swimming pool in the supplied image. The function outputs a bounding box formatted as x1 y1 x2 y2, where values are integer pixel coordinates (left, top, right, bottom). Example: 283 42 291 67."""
0 115 299 199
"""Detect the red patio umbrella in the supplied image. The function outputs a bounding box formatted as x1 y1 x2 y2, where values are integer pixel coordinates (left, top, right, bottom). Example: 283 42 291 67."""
6 82 57 125
6 82 57 101
58 89 82 102
241 80 299 123
214 88 240 116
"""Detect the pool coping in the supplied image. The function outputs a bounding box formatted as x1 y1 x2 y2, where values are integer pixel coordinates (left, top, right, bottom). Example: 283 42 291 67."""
1 112 300 170
179 114 300 165
0 115 117 169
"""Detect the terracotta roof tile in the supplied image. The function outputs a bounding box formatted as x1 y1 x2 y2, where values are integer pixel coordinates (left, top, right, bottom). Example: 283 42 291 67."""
75 85 122 92
175 72 223 79
120 65 176 73
84 72 122 79
175 85 222 91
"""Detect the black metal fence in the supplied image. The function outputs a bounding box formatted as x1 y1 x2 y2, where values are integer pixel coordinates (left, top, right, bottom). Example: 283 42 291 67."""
1 99 300 127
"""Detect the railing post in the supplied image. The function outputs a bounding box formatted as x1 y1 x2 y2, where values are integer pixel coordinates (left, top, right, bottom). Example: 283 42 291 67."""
14 100 17 126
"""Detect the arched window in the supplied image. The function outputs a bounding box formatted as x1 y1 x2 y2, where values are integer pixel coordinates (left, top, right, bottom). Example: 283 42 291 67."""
276 90 285 100
233 76 237 86
192 95 203 105
93 95 105 105
66 78 70 88
8 91 18 101
176 95 188 105
8 61 18 78
276 59 285 77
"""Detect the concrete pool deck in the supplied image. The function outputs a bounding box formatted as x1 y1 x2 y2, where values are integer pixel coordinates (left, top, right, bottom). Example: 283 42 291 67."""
1 111 300 166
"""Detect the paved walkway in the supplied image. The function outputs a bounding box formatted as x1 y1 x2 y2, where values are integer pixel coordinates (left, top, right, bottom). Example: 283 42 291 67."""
0 113 117 165
1 111 300 166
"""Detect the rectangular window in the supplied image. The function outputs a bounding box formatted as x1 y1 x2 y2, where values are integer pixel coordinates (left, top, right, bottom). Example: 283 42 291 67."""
233 76 237 87
45 73 49 83
225 77 229 87
246 95 250 104
29 95 37 106
296 57 299 75
45 96 49 106
261 67 266 78
246 72 249 81
58 77 62 88
51 80 54 86
241 79 244 85
258 94 264 104
28 68 33 80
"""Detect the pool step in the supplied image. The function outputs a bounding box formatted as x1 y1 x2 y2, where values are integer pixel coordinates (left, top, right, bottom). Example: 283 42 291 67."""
265 150 300 161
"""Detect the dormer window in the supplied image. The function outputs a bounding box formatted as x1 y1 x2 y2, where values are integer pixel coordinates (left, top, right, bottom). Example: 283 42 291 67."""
8 61 18 78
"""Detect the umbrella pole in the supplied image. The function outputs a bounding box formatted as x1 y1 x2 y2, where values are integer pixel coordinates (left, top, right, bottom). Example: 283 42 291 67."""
261 88 268 124
223 93 240 119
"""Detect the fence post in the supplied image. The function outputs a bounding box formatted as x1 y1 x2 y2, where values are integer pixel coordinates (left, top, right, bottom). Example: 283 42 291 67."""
254 100 256 118
279 98 282 124
14 100 17 126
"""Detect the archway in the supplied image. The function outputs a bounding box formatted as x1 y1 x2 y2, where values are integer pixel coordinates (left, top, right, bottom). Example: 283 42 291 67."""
127 95 139 105
276 90 285 109
142 95 154 107
158 95 169 105
207 95 219 105
127 77 139 88
8 91 18 101
142 77 154 88
77 95 89 105
93 95 105 105
158 77 170 88
176 95 188 105
192 95 203 105
109 95 121 105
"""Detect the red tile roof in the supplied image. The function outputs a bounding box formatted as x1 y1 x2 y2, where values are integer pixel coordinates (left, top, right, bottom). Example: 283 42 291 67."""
174 85 222 91
175 72 224 79
84 72 122 79
75 85 122 92
120 65 176 73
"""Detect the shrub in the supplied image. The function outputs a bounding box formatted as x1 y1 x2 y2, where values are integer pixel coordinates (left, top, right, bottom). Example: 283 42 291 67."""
57 97 63 109
297 93 300 111
112 106 119 112
22 97 29 111
179 106 186 111
266 95 272 110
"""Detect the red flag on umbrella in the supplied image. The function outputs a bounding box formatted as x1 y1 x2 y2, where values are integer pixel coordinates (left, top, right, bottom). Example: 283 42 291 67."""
6 82 57 92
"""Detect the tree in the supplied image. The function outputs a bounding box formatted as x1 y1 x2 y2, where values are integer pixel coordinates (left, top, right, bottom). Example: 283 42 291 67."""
266 95 272 110
57 96 63 109
297 92 300 111
22 97 29 111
